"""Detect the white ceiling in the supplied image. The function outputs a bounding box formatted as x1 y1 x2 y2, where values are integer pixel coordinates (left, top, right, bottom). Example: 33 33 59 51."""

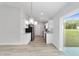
32 2 67 22
0 2 67 22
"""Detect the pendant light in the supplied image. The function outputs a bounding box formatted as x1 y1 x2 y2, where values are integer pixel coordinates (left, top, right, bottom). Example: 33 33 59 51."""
34 21 38 25
29 2 34 24
25 20 29 25
25 2 38 25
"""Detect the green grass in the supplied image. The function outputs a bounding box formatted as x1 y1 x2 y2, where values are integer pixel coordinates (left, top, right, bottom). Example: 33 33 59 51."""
65 29 79 47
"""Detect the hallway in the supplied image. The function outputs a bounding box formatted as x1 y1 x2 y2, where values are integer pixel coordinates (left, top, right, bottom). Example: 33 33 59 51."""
0 36 63 56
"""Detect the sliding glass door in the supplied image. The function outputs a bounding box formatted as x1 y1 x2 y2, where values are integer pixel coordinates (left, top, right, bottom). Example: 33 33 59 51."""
64 13 79 56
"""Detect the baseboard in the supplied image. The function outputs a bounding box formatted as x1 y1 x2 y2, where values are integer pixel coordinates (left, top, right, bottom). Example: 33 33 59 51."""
0 43 29 45
51 43 59 50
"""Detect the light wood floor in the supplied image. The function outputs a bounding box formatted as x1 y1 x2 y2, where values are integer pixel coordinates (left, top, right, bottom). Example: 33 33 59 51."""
0 36 63 56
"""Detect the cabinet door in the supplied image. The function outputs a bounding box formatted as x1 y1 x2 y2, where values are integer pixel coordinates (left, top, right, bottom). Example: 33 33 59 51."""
46 33 53 44
21 33 31 44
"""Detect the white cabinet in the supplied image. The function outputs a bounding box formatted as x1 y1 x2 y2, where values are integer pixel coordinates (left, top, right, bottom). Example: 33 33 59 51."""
21 33 31 44
46 33 53 44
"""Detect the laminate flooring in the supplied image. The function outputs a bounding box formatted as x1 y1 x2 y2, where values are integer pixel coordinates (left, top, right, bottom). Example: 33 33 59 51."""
0 36 63 56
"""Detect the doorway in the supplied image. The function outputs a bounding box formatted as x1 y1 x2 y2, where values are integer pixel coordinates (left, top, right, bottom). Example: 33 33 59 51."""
63 10 79 56
34 22 45 44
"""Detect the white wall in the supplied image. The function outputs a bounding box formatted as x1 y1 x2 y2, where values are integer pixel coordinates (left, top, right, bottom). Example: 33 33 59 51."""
51 2 79 51
48 20 54 32
0 5 21 44
48 20 58 45
34 22 44 36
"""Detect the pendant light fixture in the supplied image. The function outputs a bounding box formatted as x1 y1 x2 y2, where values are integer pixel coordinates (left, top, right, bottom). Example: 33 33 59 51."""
29 18 34 24
25 2 38 25
25 20 29 25
29 2 34 24
34 21 38 25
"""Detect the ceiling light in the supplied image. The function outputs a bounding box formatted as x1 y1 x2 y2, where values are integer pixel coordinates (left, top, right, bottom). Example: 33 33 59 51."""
25 20 29 25
34 21 38 25
29 18 34 24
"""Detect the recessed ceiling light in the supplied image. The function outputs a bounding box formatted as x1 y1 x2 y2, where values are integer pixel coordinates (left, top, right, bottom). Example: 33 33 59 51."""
41 12 44 15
